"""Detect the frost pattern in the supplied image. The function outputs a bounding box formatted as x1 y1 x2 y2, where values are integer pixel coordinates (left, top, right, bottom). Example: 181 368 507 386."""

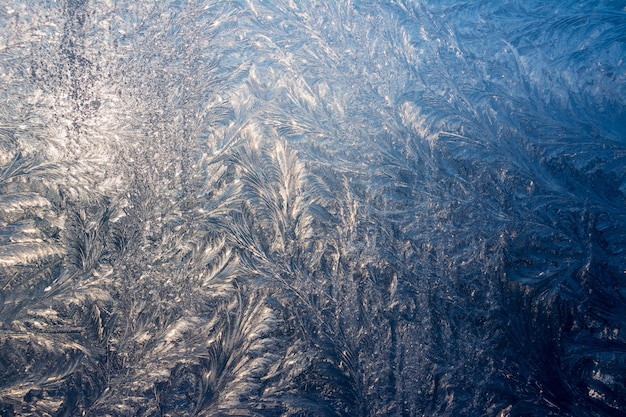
1 0 625 416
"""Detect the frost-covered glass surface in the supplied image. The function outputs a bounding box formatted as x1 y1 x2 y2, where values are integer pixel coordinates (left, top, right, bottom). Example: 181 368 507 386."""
1 0 625 415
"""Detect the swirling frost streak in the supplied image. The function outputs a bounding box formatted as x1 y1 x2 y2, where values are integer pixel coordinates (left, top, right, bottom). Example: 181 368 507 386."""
0 0 624 416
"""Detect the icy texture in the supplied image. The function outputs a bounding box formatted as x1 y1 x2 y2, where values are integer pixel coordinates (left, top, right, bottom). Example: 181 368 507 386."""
1 0 625 416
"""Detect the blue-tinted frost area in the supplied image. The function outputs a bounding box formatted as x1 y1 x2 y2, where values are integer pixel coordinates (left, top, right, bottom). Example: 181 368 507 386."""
1 0 625 415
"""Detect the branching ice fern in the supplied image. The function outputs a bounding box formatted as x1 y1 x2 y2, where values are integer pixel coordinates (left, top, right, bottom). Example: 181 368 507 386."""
228 131 319 265
66 202 111 272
